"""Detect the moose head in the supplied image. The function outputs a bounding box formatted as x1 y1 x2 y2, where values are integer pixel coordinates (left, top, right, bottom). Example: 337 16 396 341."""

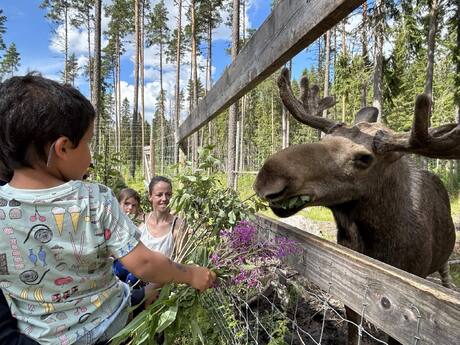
254 68 407 217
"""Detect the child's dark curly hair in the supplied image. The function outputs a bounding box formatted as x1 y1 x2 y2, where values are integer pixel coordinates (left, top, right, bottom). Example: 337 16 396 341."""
0 72 95 174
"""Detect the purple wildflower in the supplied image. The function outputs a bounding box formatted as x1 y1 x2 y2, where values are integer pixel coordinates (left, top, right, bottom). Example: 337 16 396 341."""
210 220 301 289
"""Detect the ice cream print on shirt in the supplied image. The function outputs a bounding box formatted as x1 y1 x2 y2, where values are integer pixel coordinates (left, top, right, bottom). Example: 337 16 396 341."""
51 205 82 236
0 181 139 345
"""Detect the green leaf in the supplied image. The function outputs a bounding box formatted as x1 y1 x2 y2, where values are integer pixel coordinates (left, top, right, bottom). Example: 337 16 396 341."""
191 319 205 345
228 210 236 224
156 304 178 333
185 175 197 182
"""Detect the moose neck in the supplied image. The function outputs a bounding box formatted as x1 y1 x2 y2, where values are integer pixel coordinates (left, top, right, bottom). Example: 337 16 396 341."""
329 156 418 257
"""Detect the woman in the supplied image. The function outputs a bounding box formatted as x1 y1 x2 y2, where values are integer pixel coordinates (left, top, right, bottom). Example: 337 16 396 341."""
139 176 186 258
137 176 188 307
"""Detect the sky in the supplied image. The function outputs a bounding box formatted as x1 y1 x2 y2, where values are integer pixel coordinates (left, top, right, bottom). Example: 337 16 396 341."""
0 0 336 122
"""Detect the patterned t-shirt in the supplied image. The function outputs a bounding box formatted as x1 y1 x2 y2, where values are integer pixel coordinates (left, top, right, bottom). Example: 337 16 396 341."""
0 181 139 345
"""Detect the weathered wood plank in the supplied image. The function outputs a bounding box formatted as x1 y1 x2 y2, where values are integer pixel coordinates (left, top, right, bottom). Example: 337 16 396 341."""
178 0 365 142
254 214 460 345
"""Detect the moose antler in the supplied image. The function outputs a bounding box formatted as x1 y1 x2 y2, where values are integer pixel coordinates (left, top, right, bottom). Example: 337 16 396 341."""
277 67 338 133
373 94 460 159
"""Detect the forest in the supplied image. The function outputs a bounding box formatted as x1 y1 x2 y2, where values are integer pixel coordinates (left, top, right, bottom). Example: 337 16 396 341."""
1 0 459 197
1 1 460 344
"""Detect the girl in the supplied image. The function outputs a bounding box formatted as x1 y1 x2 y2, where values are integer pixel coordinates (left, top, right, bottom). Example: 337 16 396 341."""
118 188 144 226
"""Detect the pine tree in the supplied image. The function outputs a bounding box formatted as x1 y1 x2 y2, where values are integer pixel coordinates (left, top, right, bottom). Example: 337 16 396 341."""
93 0 102 156
130 0 141 178
105 0 134 155
40 0 71 83
69 0 94 101
227 0 239 189
1 43 20 77
120 98 132 162
62 53 79 85
0 9 6 52
146 0 170 174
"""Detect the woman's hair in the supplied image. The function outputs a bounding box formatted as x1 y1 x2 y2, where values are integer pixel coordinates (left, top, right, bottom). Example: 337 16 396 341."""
118 188 141 204
148 176 172 195
0 72 95 173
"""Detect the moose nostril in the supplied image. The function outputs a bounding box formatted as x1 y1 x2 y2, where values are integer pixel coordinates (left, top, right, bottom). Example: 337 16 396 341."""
265 186 288 201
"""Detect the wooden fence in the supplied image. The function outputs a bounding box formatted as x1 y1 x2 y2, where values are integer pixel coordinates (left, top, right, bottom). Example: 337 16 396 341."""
178 0 365 142
254 214 460 345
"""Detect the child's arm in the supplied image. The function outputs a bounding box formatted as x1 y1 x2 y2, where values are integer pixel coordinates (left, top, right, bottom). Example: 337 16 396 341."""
119 242 215 292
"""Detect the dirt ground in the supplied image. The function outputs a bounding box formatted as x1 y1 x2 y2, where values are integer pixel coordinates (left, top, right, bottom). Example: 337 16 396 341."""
248 275 388 345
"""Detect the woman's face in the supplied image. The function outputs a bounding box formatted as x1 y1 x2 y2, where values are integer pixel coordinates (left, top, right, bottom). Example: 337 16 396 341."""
121 196 140 216
149 181 172 212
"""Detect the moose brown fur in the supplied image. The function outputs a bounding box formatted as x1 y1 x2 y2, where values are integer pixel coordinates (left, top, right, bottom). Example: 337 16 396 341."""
254 68 456 345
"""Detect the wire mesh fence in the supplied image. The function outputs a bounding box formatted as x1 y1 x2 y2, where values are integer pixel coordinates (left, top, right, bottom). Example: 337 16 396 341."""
202 271 390 345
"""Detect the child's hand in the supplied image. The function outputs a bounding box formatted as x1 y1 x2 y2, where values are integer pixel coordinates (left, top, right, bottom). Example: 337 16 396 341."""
189 266 216 292
144 283 161 308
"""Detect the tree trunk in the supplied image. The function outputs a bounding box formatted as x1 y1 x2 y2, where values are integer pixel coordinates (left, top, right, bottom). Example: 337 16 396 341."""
455 0 460 185
140 0 145 176
64 4 68 84
322 30 331 138
150 117 156 178
130 0 140 178
424 0 438 100
116 36 121 154
86 5 93 105
207 20 213 145
456 0 460 123
174 0 183 167
160 40 165 175
239 0 246 171
191 0 198 169
341 21 347 124
117 39 122 155
113 57 118 156
373 0 384 122
360 1 368 107
227 0 240 189
93 0 102 156
271 89 275 154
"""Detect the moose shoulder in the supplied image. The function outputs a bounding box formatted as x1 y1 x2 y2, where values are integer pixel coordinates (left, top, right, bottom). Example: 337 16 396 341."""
253 68 456 345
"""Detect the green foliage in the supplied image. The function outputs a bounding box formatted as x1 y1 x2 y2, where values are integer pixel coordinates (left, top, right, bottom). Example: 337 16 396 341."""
171 145 265 236
1 43 20 78
146 0 170 48
89 153 126 195
112 146 268 345
62 52 79 85
0 9 6 52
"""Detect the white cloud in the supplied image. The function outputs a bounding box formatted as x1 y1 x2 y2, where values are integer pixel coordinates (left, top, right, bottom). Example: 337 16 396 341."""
44 0 252 123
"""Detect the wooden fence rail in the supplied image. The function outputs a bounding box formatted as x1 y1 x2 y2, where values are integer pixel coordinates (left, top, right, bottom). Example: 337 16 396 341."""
254 214 460 345
178 0 365 143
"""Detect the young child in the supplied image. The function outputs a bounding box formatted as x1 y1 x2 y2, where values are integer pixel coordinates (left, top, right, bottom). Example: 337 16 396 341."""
117 188 144 226
0 74 215 345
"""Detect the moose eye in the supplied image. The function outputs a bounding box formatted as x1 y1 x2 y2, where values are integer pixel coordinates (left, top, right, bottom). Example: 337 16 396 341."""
353 153 374 169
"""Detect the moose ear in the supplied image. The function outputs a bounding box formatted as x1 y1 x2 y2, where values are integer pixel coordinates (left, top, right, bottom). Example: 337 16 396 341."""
354 107 379 124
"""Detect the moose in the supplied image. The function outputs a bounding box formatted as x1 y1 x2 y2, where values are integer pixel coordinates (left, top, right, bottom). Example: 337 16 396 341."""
254 68 456 345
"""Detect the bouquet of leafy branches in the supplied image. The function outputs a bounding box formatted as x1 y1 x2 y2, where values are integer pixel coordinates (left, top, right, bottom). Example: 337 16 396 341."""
110 146 299 345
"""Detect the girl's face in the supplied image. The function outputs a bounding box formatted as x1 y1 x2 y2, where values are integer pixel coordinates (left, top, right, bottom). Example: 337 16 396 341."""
149 181 172 212
121 196 140 216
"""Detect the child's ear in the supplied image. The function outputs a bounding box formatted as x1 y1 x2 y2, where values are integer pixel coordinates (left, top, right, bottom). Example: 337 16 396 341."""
54 136 72 159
